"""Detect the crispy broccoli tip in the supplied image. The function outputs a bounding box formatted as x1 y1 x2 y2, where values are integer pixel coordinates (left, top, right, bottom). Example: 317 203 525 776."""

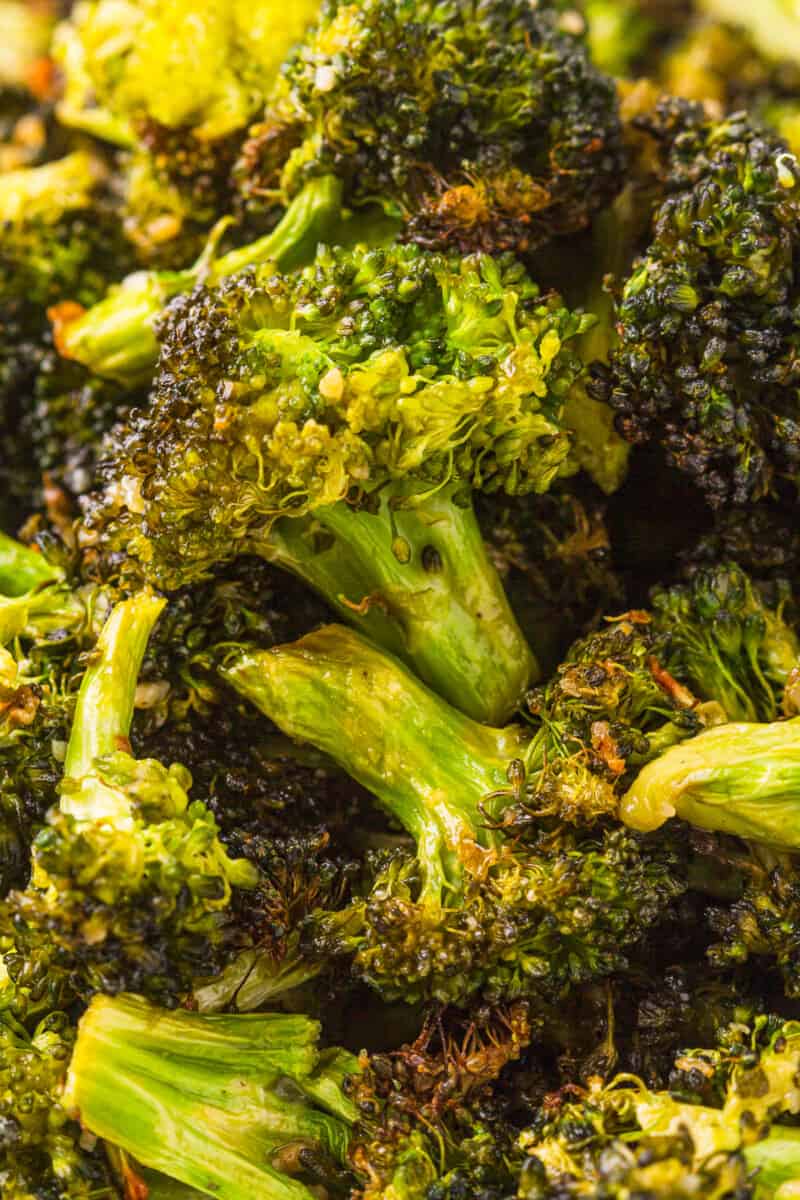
652 563 800 724
53 175 343 385
63 992 358 1200
621 716 800 848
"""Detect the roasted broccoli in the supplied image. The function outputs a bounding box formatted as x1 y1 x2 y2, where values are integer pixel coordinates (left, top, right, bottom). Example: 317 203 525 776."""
53 0 624 384
593 104 800 508
83 242 598 723
224 621 692 1005
53 0 322 264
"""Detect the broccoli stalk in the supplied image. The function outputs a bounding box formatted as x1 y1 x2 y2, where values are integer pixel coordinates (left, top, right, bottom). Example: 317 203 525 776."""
264 484 536 725
58 592 165 818
53 175 343 384
63 992 357 1200
621 716 800 848
223 624 686 1005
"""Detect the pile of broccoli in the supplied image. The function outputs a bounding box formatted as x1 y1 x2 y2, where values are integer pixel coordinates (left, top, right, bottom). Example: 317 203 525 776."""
5 1 800 1198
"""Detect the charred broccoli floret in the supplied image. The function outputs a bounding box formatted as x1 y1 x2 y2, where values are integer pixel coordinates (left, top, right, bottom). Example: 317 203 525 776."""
1 592 260 1005
224 622 690 1006
652 562 800 723
237 0 624 255
85 243 598 723
0 1007 116 1200
594 105 800 508
54 0 624 384
518 1016 800 1200
0 150 134 508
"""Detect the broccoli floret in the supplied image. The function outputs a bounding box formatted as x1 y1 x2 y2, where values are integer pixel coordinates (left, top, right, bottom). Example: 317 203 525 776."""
652 563 800 723
84 243 597 723
594 105 800 508
64 992 531 1200
346 1002 531 1200
707 849 800 997
53 0 322 265
238 0 624 255
1 592 261 1006
518 1016 800 1200
54 0 624 384
224 622 692 1005
0 1007 116 1200
0 151 134 509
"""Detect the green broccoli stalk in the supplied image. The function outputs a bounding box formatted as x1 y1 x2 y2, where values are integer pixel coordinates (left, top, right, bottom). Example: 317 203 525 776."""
87 244 596 723
223 622 688 1005
54 174 343 385
63 992 357 1200
621 716 800 849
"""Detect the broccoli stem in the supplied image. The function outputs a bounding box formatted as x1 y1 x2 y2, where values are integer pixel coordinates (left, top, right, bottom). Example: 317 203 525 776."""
193 944 324 1014
621 716 800 849
55 175 343 384
258 484 538 724
64 993 356 1200
224 625 530 896
61 593 165 821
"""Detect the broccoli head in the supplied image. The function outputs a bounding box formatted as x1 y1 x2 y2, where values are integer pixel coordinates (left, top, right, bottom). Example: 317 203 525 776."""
0 151 134 509
85 242 597 723
224 622 692 1006
236 0 624 258
1 592 261 1006
652 562 800 723
518 1016 800 1200
594 105 800 508
53 0 624 384
0 1008 116 1200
